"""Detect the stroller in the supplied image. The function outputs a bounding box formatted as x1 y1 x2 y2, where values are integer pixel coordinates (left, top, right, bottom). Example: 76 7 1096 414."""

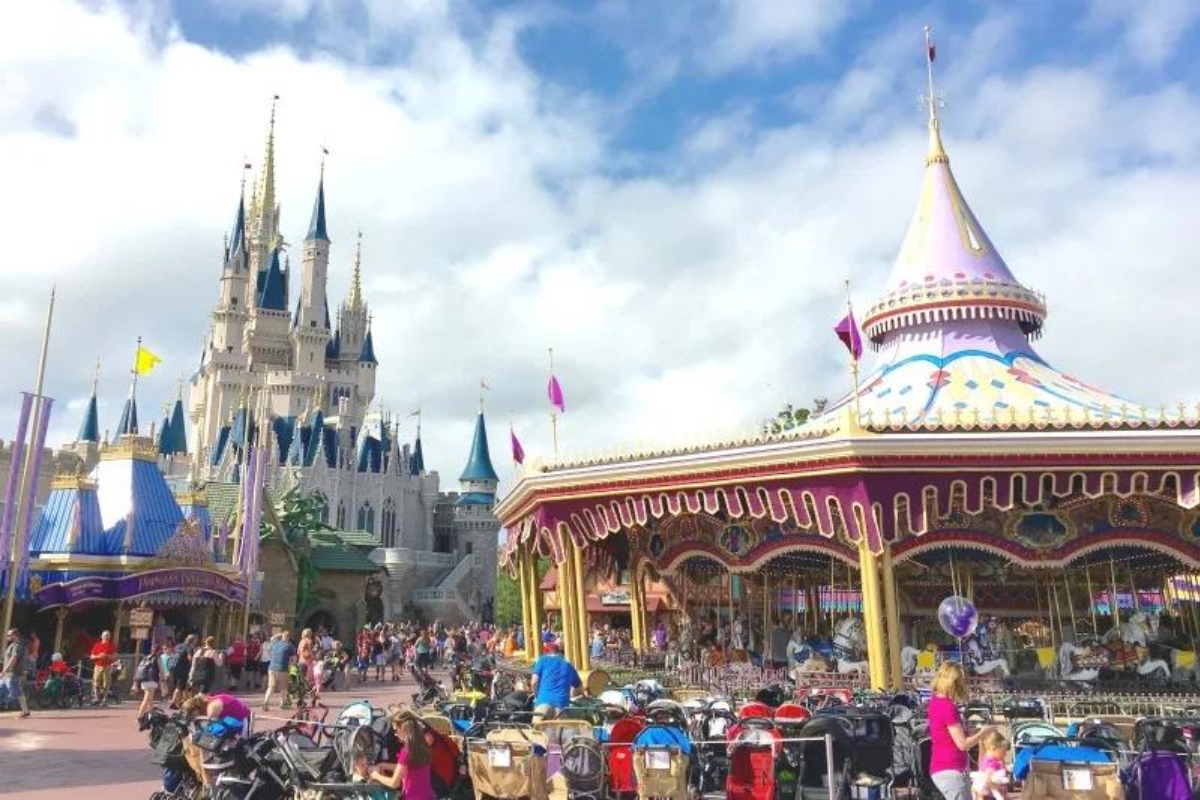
143 708 204 800
608 715 647 797
631 701 692 800
465 727 548 800
284 663 320 710
1015 741 1120 800
411 665 449 708
726 717 783 800
689 701 739 797
844 711 894 800
536 719 599 799
562 735 606 799
776 702 814 800
1127 718 1194 800
797 714 854 800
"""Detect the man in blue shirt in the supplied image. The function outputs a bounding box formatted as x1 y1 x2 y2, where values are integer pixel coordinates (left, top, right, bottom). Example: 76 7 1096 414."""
262 631 296 711
529 641 581 721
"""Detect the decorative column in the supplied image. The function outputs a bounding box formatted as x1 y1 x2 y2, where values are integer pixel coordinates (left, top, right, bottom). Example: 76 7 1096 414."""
528 552 544 660
559 542 580 665
880 546 904 689
857 542 888 690
517 550 534 660
572 541 591 672
629 564 645 655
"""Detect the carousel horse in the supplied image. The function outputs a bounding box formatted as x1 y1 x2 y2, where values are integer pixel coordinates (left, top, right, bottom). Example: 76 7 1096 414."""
1057 640 1104 682
831 616 869 675
1112 613 1195 680
963 635 1010 678
901 646 924 677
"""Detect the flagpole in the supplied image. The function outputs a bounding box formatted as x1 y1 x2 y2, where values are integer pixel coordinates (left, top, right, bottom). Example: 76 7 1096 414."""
549 348 558 459
132 336 142 410
924 25 938 124
2 286 56 636
844 280 862 420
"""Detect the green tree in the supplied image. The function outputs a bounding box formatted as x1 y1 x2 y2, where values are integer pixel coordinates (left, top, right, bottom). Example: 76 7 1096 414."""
493 558 550 628
762 398 827 435
263 485 333 620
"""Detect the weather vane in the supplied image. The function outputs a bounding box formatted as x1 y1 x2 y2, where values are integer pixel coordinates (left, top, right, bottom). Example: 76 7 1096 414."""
918 25 946 120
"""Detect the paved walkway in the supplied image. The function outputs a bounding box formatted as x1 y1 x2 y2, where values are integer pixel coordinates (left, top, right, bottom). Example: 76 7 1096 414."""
0 674 423 798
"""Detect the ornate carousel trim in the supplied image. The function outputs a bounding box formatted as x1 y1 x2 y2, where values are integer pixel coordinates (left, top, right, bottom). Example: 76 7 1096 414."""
892 528 1200 570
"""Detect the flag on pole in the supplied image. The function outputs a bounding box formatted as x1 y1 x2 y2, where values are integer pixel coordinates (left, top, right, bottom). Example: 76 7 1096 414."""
547 375 565 413
134 345 162 375
926 27 936 63
510 426 525 465
834 312 863 361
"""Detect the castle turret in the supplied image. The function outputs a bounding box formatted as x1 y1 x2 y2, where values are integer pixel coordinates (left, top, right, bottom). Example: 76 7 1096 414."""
290 169 332 372
455 411 499 617
212 193 249 353
115 387 138 437
247 100 280 283
459 411 498 498
78 376 100 444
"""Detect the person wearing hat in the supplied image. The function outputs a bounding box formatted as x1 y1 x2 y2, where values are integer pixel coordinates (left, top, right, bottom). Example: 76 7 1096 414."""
529 640 581 722
2 628 30 718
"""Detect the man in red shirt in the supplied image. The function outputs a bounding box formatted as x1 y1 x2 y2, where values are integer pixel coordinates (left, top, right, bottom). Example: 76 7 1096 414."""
89 630 117 702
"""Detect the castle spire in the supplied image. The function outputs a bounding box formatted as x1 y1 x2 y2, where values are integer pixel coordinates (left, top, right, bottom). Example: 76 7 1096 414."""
306 148 329 242
77 358 101 443
253 96 280 248
460 411 498 483
349 230 363 310
859 27 1045 346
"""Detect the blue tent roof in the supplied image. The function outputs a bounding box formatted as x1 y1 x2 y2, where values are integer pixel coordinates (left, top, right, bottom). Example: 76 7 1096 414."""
228 194 246 265
306 175 329 242
116 395 138 436
360 328 377 364
29 481 106 555
78 392 100 443
259 249 288 311
95 457 185 556
460 412 498 482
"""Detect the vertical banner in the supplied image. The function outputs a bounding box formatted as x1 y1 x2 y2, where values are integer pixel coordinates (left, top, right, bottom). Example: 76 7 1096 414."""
0 393 33 588
15 395 53 595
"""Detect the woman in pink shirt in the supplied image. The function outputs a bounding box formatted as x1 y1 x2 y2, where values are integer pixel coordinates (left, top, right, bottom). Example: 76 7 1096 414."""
928 662 993 800
369 710 435 800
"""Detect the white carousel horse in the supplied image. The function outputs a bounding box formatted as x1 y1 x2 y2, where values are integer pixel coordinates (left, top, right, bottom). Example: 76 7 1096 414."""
1110 613 1193 680
832 616 869 675
1057 641 1102 682
963 637 1010 678
901 646 923 677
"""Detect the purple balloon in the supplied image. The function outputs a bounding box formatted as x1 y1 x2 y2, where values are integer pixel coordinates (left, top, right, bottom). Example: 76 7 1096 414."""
938 595 978 639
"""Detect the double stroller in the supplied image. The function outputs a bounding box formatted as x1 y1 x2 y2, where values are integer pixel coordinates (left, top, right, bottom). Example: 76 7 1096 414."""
796 710 894 800
631 701 692 800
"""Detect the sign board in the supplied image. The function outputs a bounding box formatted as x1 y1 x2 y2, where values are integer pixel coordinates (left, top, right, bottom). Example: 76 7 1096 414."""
600 590 630 606
131 626 151 641
129 608 154 627
269 612 287 627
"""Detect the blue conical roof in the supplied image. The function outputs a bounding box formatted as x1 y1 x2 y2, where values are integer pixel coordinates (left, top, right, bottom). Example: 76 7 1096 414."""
460 412 498 482
359 328 377 364
78 392 100 443
167 398 188 455
259 249 287 310
326 328 340 359
306 175 328 242
410 436 425 475
157 415 173 456
116 395 138 437
229 193 246 263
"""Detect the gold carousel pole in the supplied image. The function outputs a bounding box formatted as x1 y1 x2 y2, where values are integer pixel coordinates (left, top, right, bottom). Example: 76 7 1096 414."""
528 550 544 662
1064 575 1077 638
559 543 578 665
1085 564 1098 636
1108 557 1121 628
573 542 590 671
881 546 904 689
517 550 533 660
858 543 888 690
629 563 643 655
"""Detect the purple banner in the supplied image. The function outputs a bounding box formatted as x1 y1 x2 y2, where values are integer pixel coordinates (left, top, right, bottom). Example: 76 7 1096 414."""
0 393 33 587
17 396 54 592
32 568 247 608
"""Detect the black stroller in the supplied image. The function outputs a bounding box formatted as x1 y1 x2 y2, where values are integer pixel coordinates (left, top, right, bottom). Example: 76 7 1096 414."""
797 714 855 800
844 711 894 800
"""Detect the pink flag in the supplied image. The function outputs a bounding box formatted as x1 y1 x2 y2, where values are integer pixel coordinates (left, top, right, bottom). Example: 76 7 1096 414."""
510 427 525 465
547 375 565 413
835 312 863 361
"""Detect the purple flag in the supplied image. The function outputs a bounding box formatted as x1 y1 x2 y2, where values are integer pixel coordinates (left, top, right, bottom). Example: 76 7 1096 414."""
510 427 525 465
16 396 54 591
0 393 33 589
240 446 258 580
835 311 863 361
547 375 565 413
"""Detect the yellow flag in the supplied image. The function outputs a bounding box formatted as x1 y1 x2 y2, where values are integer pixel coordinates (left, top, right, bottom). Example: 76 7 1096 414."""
134 345 162 375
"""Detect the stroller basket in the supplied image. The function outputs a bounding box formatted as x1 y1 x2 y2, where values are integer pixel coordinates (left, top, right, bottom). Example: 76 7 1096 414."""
632 746 689 800
561 737 606 799
1018 758 1123 800
466 728 548 800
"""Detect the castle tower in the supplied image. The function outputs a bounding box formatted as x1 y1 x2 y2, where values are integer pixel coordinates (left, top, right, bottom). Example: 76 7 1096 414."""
212 193 249 354
455 411 499 611
247 100 280 283
290 169 332 375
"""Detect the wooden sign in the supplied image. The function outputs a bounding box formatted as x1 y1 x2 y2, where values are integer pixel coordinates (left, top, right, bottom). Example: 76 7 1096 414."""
269 612 286 627
131 625 151 641
129 608 154 628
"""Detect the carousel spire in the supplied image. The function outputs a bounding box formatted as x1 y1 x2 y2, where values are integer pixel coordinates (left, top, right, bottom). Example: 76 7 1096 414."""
860 26 1047 347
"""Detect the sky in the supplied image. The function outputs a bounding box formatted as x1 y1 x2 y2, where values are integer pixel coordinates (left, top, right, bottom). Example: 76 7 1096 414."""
4 0 1200 492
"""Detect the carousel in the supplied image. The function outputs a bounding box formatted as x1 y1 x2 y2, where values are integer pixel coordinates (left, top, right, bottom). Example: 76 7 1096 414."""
495 52 1200 691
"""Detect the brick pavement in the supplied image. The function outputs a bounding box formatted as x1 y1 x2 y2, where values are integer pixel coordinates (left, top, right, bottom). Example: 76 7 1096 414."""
0 672 426 799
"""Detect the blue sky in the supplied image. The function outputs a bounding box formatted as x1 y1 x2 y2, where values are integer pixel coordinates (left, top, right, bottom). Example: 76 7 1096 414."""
3 0 1200 486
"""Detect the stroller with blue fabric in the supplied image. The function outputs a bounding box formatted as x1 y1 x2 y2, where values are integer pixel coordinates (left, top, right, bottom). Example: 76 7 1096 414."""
632 700 692 800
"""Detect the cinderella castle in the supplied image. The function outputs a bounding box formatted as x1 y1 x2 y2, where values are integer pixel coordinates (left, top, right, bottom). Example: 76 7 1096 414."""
31 107 500 628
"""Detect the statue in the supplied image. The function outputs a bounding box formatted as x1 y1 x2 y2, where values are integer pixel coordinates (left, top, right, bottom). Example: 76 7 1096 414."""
364 574 384 626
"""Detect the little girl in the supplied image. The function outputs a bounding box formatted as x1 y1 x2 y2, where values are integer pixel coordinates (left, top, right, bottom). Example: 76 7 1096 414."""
972 730 1010 800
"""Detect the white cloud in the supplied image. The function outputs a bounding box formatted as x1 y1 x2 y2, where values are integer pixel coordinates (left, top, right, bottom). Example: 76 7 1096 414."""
3 1 1200 495
1089 0 1200 66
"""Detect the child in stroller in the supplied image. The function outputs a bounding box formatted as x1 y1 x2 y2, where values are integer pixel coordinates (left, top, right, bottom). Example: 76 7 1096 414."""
284 662 320 710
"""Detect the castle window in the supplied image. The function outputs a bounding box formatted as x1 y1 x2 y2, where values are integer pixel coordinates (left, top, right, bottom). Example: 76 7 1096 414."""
336 501 347 529
465 541 474 555
312 492 329 525
357 501 375 533
382 498 397 547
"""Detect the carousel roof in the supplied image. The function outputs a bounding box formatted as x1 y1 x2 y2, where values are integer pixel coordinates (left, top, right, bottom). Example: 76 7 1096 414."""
811 112 1135 428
